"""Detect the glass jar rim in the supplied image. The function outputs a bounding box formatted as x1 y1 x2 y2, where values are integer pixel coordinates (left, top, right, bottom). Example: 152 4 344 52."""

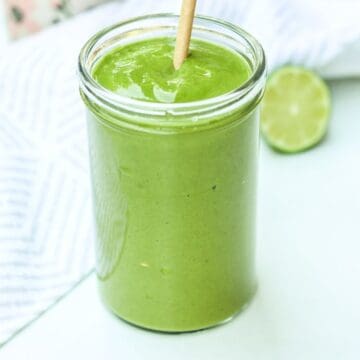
78 13 266 121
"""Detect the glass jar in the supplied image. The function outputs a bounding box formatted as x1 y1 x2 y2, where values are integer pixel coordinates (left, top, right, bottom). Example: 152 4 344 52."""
79 13 266 332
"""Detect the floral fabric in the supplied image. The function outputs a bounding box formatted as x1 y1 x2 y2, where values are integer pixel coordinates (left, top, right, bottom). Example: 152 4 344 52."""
4 0 109 39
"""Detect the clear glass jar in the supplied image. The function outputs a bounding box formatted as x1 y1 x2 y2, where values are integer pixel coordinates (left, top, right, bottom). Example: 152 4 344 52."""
79 13 266 332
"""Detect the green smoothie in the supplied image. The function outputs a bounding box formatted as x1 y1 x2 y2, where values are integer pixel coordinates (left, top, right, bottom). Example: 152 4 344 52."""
92 38 251 103
82 28 263 332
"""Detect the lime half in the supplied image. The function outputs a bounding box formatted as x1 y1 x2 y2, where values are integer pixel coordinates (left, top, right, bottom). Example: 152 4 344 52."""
260 66 331 153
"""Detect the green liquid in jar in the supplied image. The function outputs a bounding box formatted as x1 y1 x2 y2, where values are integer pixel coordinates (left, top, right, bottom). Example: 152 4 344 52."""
87 37 258 332
92 37 251 103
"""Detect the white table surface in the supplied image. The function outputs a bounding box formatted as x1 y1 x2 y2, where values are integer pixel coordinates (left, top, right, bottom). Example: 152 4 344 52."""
1 78 360 359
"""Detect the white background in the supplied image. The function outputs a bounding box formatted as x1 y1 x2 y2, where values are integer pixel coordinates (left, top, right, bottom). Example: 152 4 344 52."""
1 79 360 359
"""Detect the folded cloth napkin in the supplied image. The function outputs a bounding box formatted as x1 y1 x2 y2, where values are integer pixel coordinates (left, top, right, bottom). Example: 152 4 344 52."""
1 0 360 346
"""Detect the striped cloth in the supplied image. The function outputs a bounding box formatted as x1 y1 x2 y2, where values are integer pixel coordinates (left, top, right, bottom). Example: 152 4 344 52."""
1 0 360 346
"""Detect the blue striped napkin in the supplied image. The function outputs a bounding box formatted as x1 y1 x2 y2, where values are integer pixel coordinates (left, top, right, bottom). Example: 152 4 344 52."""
1 0 360 346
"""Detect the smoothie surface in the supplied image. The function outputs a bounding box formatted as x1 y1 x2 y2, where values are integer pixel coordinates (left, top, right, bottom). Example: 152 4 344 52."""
92 37 252 103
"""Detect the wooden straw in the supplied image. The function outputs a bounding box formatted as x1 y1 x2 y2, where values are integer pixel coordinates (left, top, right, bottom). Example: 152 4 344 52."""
173 0 197 70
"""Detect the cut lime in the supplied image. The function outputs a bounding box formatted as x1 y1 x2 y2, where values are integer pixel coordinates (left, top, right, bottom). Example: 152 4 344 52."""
260 66 331 153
